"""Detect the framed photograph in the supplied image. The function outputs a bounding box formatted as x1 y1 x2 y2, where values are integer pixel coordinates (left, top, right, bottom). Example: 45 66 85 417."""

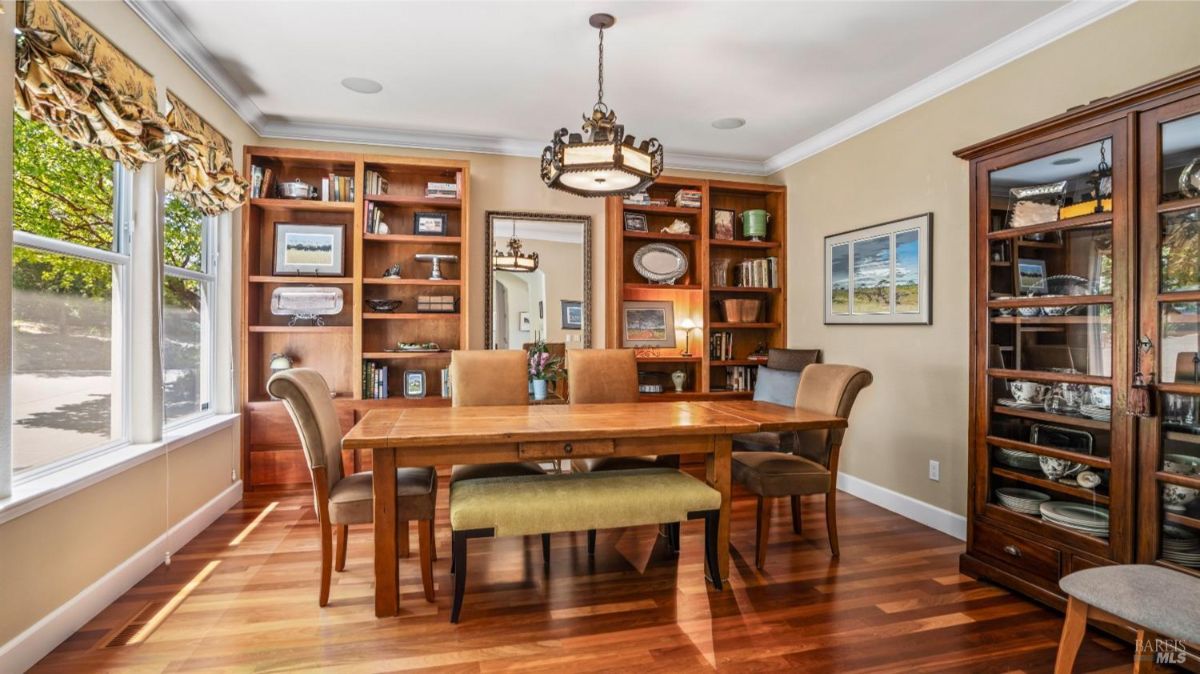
712 208 736 241
273 223 345 276
1017 258 1048 294
561 300 583 330
824 213 932 325
622 300 676 348
624 212 648 232
518 311 531 331
413 211 449 236
403 370 426 399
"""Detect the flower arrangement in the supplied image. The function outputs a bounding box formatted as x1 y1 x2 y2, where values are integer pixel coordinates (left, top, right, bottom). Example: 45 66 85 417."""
527 340 564 381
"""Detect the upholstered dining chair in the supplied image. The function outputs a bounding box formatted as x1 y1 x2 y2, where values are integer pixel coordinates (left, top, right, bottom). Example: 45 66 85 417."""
732 364 872 568
267 368 437 606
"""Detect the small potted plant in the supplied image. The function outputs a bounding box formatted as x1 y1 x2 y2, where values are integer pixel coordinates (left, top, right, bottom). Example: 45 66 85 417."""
527 341 564 401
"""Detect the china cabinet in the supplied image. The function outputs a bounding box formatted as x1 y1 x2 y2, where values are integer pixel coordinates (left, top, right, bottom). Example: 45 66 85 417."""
958 67 1200 615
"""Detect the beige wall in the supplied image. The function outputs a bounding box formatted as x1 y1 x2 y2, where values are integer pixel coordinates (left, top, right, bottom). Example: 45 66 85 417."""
773 1 1200 516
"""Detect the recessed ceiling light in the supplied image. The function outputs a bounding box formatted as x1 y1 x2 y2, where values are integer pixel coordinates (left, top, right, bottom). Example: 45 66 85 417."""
712 117 746 130
1051 157 1081 165
341 77 382 94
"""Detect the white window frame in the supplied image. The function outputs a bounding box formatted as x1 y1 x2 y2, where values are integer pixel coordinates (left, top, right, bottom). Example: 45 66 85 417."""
162 207 217 429
11 164 134 484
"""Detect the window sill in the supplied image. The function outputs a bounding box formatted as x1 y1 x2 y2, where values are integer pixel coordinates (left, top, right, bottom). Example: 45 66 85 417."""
0 413 240 526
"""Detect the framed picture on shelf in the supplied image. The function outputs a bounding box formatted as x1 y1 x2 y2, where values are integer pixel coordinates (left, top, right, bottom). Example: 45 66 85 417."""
622 300 676 348
413 211 449 236
624 212 648 232
403 370 426 399
272 223 346 276
1017 258 1048 294
713 209 736 240
824 213 932 325
561 300 583 330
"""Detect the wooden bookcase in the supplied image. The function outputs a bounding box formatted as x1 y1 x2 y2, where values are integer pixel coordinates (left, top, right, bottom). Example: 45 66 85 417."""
605 177 786 400
240 146 469 488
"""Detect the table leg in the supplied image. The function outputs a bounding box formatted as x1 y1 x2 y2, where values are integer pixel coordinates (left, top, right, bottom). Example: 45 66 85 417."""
374 447 399 617
705 436 732 585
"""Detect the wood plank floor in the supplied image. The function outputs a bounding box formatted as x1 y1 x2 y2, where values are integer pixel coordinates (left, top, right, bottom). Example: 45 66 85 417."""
32 481 1134 672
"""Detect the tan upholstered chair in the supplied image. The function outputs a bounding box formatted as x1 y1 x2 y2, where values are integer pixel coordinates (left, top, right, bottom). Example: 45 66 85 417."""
267 369 436 606
732 364 872 568
448 350 547 483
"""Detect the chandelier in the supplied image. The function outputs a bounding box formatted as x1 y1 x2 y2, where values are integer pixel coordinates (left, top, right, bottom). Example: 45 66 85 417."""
540 13 663 197
493 220 539 273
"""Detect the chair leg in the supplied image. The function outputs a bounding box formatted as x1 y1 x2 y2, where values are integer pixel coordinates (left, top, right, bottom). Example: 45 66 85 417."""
790 496 803 534
755 496 771 570
1134 629 1161 674
542 533 551 569
704 512 723 591
825 490 839 557
668 522 680 554
335 525 348 572
430 517 437 562
418 519 435 603
318 519 332 607
399 520 411 559
587 529 596 556
450 531 468 623
1054 596 1089 674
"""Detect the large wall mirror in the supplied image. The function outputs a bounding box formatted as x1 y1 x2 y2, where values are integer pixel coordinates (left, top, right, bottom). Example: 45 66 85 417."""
484 211 592 350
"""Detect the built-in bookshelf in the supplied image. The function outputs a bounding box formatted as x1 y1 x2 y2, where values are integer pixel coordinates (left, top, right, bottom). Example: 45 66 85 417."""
605 177 786 400
240 146 469 487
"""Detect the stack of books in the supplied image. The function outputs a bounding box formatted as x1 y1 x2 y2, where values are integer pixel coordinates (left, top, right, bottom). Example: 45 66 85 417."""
322 174 355 202
426 181 458 199
623 192 668 207
674 189 702 208
364 169 389 196
363 362 389 399
248 165 274 199
364 202 386 234
709 331 735 361
722 366 757 392
417 295 457 313
735 257 779 288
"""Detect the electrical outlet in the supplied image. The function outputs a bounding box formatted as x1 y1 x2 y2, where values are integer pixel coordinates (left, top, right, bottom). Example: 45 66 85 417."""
929 460 940 482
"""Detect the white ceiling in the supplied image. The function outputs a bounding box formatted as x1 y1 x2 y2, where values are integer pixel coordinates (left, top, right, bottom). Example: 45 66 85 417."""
131 1 1132 175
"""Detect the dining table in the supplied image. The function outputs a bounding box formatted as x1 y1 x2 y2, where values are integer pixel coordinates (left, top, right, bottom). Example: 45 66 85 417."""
341 399 847 617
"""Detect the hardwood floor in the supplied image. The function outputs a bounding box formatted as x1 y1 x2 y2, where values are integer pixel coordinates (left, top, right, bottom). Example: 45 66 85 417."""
32 480 1133 672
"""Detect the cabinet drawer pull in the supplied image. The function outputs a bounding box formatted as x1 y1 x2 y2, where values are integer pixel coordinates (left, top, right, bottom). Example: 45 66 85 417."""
1003 544 1021 557
563 443 573 454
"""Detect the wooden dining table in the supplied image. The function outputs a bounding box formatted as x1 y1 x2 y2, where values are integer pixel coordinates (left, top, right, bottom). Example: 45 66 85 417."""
342 400 847 617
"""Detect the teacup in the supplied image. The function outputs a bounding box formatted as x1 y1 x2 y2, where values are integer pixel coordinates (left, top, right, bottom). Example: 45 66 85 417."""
1010 380 1048 404
1040 455 1084 482
1163 483 1199 512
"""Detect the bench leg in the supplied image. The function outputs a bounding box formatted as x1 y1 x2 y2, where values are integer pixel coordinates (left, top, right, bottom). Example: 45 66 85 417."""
587 529 596 556
1134 629 1161 674
542 533 551 569
704 511 723 591
1054 596 1089 674
668 522 680 554
450 531 468 623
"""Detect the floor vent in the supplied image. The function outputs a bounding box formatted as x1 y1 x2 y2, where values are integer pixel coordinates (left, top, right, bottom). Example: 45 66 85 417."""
101 601 164 648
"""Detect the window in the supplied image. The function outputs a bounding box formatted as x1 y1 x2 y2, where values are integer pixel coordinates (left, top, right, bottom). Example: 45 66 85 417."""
163 196 215 426
11 113 130 475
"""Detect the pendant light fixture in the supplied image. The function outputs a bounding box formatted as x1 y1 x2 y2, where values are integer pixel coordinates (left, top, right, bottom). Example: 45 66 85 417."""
540 13 663 197
492 220 539 273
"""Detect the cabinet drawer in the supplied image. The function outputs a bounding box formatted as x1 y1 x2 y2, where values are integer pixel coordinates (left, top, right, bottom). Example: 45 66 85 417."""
974 523 1061 582
519 439 614 460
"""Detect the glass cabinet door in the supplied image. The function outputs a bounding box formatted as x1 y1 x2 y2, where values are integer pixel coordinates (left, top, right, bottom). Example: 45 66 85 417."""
1138 98 1200 574
975 120 1133 559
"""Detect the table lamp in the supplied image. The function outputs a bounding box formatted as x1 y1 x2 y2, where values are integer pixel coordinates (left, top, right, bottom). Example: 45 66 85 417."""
679 318 700 357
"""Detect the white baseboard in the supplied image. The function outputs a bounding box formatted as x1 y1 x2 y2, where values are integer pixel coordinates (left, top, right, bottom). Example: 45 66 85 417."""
0 481 242 673
837 472 967 541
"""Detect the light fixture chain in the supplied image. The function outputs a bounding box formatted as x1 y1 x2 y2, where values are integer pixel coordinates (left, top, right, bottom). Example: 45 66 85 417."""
596 25 605 108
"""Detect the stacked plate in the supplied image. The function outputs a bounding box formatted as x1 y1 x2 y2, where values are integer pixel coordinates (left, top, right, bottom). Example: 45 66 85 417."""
1079 404 1111 421
998 397 1042 410
995 447 1042 472
995 487 1051 515
1162 523 1200 567
1040 501 1110 538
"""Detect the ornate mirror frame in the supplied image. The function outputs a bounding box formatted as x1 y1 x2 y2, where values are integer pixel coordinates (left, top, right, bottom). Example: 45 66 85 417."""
484 211 593 349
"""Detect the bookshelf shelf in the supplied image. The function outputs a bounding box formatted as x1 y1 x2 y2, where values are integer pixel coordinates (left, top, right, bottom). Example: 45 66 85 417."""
364 194 461 209
363 234 462 244
249 197 354 212
362 278 462 286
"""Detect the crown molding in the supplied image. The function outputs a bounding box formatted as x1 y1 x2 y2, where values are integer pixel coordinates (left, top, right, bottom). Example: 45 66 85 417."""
762 0 1134 174
129 0 1132 178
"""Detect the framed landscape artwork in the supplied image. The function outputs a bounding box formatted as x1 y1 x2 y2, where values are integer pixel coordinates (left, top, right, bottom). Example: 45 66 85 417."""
824 213 932 324
561 300 583 330
621 300 676 348
273 223 345 276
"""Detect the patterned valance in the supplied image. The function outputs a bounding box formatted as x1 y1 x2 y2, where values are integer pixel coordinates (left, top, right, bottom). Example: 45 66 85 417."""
165 91 248 215
14 0 170 169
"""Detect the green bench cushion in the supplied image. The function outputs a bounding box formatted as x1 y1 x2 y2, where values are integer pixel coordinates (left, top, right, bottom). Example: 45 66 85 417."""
449 468 721 537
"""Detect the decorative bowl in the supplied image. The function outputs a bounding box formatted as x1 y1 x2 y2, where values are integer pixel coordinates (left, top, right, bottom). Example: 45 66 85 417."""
1163 483 1199 512
1043 305 1067 316
721 299 763 323
366 298 402 312
1017 306 1042 317
1164 453 1200 475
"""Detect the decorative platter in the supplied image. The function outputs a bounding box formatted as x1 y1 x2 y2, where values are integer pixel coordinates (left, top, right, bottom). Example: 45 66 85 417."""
633 243 688 285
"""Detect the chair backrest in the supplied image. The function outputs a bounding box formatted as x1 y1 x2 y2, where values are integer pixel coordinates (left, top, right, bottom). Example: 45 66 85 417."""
767 348 821 373
266 368 344 492
792 364 873 466
566 349 639 404
450 350 529 407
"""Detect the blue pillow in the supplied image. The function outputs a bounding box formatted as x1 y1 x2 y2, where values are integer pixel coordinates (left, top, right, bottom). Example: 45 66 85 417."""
753 366 801 407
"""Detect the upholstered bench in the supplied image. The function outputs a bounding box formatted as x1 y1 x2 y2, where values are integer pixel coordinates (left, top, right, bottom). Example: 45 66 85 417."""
448 467 723 622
